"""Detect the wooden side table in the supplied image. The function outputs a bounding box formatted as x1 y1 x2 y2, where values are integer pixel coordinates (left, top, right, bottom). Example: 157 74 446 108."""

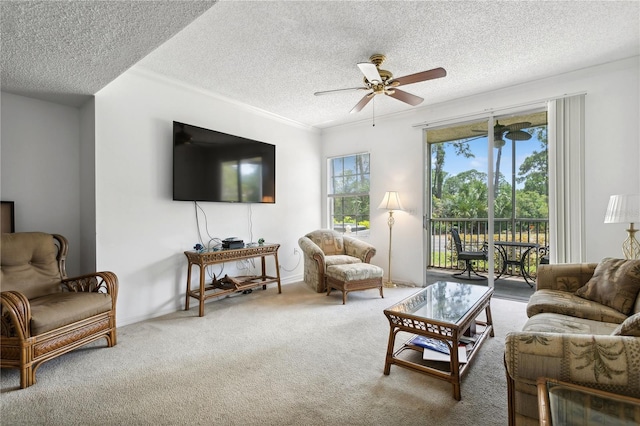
184 244 281 316
537 377 640 425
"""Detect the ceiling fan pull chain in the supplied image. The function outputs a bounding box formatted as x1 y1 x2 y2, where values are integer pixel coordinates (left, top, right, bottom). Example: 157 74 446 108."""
372 97 376 127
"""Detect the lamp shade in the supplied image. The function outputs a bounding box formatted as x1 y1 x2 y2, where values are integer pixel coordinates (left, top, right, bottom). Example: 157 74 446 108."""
378 191 404 211
604 194 640 223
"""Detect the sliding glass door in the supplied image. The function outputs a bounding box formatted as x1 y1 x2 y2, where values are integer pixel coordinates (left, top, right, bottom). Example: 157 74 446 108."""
425 110 549 284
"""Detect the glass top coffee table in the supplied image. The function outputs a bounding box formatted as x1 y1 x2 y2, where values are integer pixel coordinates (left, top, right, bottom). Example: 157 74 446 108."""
383 281 494 400
537 377 640 425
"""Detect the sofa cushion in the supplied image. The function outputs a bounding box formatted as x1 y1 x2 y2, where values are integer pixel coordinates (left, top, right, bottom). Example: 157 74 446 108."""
30 292 113 335
527 289 627 324
523 312 619 335
612 313 640 337
575 258 640 315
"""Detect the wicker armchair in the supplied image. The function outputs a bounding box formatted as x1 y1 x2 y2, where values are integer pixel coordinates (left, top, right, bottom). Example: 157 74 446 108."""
1 232 118 388
298 229 376 293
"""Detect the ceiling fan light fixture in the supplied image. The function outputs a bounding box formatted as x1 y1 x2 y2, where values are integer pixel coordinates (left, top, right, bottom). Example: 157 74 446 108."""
505 130 532 141
494 139 506 148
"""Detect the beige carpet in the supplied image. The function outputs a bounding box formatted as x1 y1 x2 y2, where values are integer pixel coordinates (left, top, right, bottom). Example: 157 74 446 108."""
1 282 528 425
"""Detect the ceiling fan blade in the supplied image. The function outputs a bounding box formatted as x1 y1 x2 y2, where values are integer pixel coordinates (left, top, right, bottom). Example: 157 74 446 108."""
314 87 367 96
357 62 382 83
386 88 423 106
391 67 447 87
504 121 532 131
350 93 374 113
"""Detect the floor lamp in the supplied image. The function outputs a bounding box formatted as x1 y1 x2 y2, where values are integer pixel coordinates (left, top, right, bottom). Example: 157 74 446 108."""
378 191 404 287
604 194 640 259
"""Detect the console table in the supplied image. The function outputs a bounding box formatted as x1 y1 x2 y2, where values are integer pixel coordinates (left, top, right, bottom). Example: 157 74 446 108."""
184 244 281 317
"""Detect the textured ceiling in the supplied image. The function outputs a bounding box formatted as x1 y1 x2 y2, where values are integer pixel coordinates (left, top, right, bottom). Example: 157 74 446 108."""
0 1 215 106
2 1 639 129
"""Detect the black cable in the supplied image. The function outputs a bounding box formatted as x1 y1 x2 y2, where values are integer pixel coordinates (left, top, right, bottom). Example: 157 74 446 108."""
193 201 224 280
248 204 254 243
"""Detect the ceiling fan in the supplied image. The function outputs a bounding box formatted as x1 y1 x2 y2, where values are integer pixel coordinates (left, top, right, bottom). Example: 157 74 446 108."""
473 120 532 147
314 54 446 114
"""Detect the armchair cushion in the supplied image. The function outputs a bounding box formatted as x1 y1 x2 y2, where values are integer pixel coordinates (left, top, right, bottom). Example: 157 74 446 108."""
324 255 362 267
30 293 113 335
575 258 640 315
306 230 344 256
0 232 62 299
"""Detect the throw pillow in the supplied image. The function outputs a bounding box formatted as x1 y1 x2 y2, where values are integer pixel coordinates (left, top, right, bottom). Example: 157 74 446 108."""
575 257 640 315
612 313 640 337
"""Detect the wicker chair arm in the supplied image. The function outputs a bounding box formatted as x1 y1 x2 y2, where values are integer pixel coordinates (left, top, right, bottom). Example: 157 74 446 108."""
1 290 32 339
61 271 119 307
342 236 376 263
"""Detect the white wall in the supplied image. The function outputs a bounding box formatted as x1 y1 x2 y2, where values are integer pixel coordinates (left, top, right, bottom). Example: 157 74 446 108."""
3 56 637 327
321 57 640 285
1 92 83 276
94 69 322 325
79 99 97 273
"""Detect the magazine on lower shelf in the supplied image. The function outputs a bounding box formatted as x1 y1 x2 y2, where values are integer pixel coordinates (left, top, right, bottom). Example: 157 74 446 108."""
409 335 451 354
422 345 468 363
409 335 468 363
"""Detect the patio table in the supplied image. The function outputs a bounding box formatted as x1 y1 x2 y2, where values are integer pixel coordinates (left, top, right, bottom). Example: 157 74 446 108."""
493 241 547 287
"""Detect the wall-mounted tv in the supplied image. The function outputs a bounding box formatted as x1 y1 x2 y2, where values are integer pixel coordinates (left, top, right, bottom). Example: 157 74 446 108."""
173 121 276 203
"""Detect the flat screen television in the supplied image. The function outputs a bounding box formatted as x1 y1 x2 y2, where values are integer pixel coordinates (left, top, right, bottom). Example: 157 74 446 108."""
173 121 276 203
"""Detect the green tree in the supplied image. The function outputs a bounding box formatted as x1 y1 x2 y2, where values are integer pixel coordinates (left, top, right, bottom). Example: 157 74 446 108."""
431 141 474 199
516 190 548 218
518 127 548 196
440 170 489 218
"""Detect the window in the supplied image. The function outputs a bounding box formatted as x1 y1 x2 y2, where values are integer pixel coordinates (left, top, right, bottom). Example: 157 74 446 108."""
328 153 370 236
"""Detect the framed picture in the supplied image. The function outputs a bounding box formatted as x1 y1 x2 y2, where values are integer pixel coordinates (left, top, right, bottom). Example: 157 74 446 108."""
1 201 15 233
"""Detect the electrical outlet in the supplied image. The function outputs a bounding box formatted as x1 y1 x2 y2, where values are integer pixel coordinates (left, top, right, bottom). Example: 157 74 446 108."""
294 248 299 255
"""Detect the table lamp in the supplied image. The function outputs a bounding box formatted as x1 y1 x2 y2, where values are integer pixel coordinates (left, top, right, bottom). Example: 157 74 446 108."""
378 191 404 287
604 194 640 259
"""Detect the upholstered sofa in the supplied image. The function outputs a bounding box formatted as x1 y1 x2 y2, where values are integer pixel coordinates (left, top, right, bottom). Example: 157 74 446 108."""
298 229 376 293
1 232 118 388
504 259 640 425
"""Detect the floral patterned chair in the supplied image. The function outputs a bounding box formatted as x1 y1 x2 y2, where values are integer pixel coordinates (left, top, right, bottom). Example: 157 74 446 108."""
504 260 640 425
1 232 118 388
298 229 376 293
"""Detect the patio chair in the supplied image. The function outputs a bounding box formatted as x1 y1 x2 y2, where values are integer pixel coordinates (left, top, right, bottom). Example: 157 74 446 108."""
451 228 487 280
